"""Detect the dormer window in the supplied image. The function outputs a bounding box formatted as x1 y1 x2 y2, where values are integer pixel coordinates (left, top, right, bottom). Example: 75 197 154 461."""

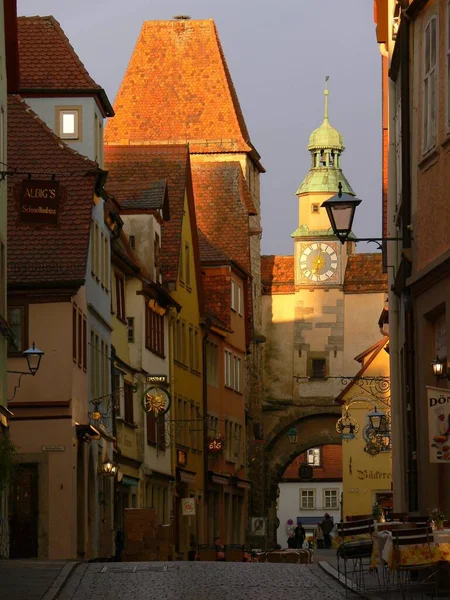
56 106 82 140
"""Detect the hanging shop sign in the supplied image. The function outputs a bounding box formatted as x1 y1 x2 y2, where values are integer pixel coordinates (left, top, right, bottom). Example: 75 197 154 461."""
427 386 450 464
146 374 168 385
336 411 359 441
142 385 171 416
20 179 60 225
207 436 224 454
250 518 267 536
181 497 196 516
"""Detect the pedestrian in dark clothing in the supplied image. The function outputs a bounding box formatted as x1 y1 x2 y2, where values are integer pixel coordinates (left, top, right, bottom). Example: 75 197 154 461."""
321 513 334 549
287 535 297 549
294 523 306 549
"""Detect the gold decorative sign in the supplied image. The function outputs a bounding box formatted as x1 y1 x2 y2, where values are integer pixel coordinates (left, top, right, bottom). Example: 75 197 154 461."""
142 384 171 416
146 375 168 385
207 437 224 453
20 180 60 224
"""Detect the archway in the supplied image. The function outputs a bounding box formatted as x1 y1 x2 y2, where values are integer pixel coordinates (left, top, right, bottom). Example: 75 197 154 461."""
261 409 342 546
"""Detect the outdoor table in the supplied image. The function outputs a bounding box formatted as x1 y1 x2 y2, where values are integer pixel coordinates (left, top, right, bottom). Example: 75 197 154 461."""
373 528 450 569
330 521 404 551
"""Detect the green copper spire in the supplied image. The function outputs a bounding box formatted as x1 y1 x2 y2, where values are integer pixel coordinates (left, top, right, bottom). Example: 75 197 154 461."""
297 78 354 196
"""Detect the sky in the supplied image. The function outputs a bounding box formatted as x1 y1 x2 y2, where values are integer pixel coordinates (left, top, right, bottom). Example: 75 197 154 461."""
18 0 382 256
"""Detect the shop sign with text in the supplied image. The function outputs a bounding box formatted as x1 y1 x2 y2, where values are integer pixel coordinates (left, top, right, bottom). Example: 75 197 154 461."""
427 386 450 463
20 180 60 224
181 497 196 516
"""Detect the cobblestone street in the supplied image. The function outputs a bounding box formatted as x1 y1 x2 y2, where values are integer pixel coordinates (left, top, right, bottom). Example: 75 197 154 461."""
58 562 356 600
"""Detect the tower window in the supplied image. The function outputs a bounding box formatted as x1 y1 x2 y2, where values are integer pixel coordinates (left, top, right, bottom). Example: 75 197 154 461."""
311 204 320 214
311 358 326 379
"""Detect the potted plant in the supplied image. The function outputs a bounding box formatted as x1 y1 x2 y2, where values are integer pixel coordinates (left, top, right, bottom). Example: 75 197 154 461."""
429 508 446 531
372 502 383 522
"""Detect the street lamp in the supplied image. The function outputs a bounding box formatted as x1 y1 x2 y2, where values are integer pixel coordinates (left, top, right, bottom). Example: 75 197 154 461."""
322 183 402 246
287 428 298 444
23 342 44 375
101 457 119 476
367 407 386 432
431 355 445 378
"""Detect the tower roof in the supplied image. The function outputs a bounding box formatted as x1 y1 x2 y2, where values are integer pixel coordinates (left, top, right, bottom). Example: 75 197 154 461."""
307 88 344 151
105 18 262 168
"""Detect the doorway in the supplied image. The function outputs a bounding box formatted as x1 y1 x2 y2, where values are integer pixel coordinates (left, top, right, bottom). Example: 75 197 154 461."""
9 463 39 558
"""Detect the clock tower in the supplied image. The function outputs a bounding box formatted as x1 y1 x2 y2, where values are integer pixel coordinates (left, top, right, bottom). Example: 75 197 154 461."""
292 83 355 287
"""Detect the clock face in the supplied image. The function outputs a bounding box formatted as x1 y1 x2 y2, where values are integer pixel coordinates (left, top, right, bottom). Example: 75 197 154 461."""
300 243 338 282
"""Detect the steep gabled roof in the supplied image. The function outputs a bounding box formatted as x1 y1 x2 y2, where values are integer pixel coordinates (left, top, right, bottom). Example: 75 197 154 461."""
17 16 113 115
198 229 231 264
120 180 170 220
104 144 198 289
105 19 261 164
7 95 98 288
261 255 295 294
191 162 252 274
335 336 390 405
344 253 388 293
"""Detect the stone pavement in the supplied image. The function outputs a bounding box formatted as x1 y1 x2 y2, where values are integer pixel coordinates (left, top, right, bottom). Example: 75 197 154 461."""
58 561 359 600
0 560 77 600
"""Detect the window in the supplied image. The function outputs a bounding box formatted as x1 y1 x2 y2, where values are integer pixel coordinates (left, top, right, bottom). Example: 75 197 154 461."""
189 326 194 369
7 305 26 354
129 235 135 249
101 232 109 290
231 279 236 311
154 233 160 281
147 410 166 450
311 358 326 379
423 16 437 153
206 341 219 386
324 489 339 510
181 321 187 366
58 108 80 140
185 242 191 287
147 411 156 445
194 328 200 372
225 350 233 387
127 317 135 343
300 489 315 510
307 447 322 467
124 381 134 424
115 272 126 322
145 306 164 356
311 203 320 214
235 357 242 392
237 285 243 316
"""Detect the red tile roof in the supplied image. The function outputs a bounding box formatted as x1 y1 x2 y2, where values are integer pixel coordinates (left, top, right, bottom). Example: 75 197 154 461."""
104 144 195 288
343 253 388 293
7 95 98 287
191 162 252 274
17 16 113 115
198 229 231 264
202 270 232 332
261 255 295 294
104 19 261 161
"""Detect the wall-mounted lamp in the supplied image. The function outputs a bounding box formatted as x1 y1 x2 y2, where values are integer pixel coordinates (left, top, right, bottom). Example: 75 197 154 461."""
8 341 45 401
431 355 448 380
287 428 298 445
100 457 119 476
367 407 386 432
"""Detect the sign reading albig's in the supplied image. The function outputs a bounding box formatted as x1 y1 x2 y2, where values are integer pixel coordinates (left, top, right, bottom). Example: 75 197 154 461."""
20 179 60 224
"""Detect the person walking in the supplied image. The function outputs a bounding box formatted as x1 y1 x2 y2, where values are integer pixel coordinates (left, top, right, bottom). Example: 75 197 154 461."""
294 522 306 549
287 534 297 549
314 523 324 549
321 513 334 549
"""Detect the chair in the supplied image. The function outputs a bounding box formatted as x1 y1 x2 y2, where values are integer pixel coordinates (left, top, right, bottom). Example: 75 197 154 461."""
378 522 416 532
346 514 372 522
392 527 437 599
224 544 245 562
282 552 300 564
197 544 217 561
407 515 430 527
336 518 376 596
266 552 282 563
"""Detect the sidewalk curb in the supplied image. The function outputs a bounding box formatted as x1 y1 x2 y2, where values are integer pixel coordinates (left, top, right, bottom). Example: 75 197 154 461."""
41 561 79 600
318 560 384 600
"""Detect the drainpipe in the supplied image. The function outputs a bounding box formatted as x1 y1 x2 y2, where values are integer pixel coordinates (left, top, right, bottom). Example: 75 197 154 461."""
386 0 404 513
201 317 212 544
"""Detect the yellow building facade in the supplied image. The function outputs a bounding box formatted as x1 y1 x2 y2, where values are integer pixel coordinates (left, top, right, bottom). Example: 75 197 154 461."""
337 338 392 520
169 190 205 558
